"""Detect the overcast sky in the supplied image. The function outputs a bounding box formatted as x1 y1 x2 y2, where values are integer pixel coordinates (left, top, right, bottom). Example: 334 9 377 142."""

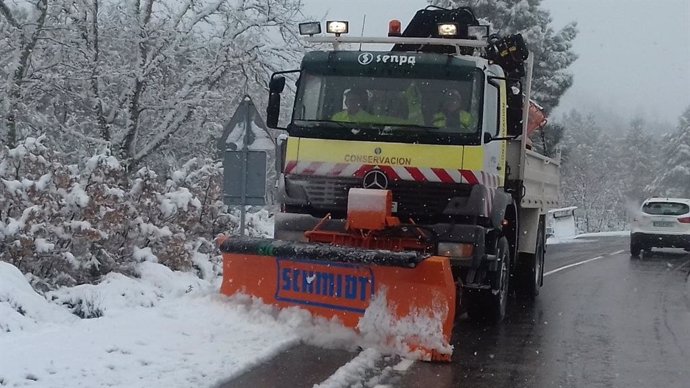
300 0 690 126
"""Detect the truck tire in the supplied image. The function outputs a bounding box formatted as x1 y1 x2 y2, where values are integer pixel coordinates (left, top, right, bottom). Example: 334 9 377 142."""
516 218 545 299
465 237 510 323
487 237 511 322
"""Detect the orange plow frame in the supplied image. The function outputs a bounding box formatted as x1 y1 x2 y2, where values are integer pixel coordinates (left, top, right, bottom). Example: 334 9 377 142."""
218 244 456 361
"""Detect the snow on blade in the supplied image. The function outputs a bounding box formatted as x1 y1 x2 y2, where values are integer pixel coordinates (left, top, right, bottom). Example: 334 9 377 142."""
357 289 453 360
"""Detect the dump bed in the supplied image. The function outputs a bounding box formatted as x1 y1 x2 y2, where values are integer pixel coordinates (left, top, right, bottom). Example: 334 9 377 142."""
522 149 560 210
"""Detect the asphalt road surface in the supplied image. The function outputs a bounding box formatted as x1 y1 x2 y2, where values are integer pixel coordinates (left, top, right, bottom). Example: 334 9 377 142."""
217 236 690 388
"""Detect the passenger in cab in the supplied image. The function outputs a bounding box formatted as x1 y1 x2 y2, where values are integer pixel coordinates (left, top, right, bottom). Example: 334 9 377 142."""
433 89 476 132
332 88 410 125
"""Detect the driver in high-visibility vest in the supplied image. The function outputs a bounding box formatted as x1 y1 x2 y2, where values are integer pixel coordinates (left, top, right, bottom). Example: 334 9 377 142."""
432 89 476 131
332 88 409 124
331 88 378 122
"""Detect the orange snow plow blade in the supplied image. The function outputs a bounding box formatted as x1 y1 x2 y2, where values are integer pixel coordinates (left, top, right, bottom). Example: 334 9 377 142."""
217 236 456 361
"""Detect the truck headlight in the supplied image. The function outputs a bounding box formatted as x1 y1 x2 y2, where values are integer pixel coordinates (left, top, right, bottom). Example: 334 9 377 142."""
437 23 458 37
467 25 489 41
326 21 349 35
299 22 321 36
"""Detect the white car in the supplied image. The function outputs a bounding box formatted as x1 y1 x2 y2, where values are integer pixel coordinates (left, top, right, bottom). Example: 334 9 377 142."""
630 198 690 257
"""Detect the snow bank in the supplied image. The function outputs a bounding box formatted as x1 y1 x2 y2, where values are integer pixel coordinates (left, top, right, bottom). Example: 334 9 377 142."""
0 262 76 334
0 294 299 388
0 261 300 387
547 230 630 245
47 262 209 318
575 231 630 238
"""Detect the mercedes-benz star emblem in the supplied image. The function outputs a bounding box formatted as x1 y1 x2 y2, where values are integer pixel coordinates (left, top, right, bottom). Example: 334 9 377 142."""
362 170 389 190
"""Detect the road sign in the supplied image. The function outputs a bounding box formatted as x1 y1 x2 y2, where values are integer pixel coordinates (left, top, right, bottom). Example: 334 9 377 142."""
221 96 274 235
223 150 266 206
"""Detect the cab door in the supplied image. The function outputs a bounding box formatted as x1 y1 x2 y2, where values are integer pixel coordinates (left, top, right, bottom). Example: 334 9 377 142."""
483 74 507 188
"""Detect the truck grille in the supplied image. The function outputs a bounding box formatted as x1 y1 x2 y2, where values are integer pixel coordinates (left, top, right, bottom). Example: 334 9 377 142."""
289 175 471 219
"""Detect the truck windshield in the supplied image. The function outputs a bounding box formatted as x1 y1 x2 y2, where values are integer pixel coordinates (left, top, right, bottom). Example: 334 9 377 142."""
291 71 484 145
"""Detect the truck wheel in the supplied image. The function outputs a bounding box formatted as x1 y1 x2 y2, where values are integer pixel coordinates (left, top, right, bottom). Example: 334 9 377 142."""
516 219 545 299
486 236 511 323
464 237 510 324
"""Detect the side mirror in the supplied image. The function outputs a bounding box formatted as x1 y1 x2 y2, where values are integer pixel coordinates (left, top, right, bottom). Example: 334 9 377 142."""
267 75 286 129
485 132 518 143
269 76 286 93
266 92 281 129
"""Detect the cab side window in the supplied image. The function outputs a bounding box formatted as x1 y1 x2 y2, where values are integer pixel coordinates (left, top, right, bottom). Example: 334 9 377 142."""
484 83 499 137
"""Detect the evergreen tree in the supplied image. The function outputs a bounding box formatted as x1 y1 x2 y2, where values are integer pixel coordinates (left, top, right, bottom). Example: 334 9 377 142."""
559 110 625 232
648 106 690 197
530 122 563 158
619 117 659 204
429 0 578 112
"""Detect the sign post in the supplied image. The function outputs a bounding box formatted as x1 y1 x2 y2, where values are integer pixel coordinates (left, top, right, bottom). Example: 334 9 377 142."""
222 96 272 236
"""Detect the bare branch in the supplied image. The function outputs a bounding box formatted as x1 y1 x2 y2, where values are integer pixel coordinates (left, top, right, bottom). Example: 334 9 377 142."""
0 0 20 29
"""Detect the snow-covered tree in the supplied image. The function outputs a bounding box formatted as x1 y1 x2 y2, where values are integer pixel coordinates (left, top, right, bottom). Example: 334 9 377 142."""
0 137 234 289
0 0 50 148
429 0 578 112
1 0 305 171
558 110 625 232
618 117 660 204
648 106 690 197
529 121 563 158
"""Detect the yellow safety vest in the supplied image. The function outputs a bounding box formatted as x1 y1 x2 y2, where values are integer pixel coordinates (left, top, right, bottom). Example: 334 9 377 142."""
432 111 475 130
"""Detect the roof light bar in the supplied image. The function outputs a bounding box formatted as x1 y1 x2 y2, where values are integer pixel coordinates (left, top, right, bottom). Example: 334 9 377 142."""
299 22 321 36
467 25 489 41
326 21 349 36
437 23 458 37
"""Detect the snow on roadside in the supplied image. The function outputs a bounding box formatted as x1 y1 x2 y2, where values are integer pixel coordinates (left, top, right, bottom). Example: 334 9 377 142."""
46 262 210 318
574 230 630 238
0 261 302 388
0 262 76 334
0 293 300 388
0 208 453 388
547 230 630 245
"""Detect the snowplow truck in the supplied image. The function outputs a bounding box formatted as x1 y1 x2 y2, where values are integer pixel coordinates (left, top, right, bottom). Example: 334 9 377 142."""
218 6 560 361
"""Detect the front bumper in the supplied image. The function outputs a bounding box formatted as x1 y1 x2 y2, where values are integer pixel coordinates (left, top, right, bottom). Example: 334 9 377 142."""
631 232 690 249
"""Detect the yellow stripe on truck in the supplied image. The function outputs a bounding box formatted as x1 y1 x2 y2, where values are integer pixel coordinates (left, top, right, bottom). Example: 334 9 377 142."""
462 146 484 170
286 137 299 161
290 138 464 169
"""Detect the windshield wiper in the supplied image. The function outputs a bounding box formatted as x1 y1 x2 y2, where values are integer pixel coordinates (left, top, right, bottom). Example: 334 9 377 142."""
293 119 350 128
294 119 387 129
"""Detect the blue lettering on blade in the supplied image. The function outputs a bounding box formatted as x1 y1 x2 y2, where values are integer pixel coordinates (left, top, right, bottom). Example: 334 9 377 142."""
274 259 375 314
